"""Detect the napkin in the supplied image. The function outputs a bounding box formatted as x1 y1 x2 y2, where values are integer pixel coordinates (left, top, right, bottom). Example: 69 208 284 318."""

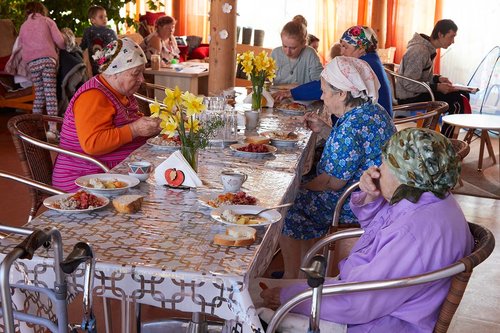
154 150 202 188
243 90 274 108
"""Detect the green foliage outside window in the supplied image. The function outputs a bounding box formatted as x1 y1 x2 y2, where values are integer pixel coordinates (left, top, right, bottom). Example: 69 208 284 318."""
0 0 139 36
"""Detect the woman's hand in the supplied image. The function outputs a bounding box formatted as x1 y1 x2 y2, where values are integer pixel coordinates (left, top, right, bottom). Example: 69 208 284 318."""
272 90 292 102
261 287 282 310
129 117 161 138
303 112 328 133
436 82 458 94
359 166 382 203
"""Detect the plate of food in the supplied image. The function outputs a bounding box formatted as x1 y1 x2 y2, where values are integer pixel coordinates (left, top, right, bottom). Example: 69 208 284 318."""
276 102 308 116
199 191 258 208
211 205 282 226
260 131 302 147
75 174 140 196
146 135 181 151
43 191 109 213
229 143 277 158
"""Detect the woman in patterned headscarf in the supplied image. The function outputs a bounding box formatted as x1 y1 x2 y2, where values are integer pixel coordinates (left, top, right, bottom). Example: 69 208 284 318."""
279 56 396 279
53 38 161 191
260 128 473 333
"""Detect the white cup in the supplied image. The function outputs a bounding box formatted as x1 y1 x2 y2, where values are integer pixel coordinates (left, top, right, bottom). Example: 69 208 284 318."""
220 170 248 192
128 161 152 181
244 110 260 130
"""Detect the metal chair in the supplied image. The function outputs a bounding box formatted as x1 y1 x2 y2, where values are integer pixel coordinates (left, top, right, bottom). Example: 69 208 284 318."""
267 221 494 333
7 114 109 221
384 66 435 103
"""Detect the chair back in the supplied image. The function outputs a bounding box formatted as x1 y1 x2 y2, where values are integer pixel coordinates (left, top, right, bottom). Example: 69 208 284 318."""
135 82 169 116
450 138 470 161
7 114 108 221
269 222 495 333
384 66 435 104
393 101 449 130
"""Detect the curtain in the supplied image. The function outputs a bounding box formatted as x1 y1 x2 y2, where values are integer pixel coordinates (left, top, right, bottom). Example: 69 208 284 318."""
315 0 359 63
176 0 210 42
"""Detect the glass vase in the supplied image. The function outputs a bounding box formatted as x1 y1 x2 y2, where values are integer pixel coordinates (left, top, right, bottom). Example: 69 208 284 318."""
181 146 199 172
252 84 263 110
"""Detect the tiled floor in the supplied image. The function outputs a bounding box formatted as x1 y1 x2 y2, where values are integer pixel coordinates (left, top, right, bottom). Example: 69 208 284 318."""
0 108 498 332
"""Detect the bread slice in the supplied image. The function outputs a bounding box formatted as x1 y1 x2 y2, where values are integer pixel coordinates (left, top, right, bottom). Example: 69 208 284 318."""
245 136 270 145
112 195 144 213
213 226 256 246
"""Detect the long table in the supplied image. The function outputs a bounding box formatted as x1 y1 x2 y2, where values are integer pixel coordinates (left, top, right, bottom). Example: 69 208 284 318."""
0 109 315 332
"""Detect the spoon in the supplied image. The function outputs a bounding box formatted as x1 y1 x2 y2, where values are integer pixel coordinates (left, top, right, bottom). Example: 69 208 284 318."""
242 202 293 217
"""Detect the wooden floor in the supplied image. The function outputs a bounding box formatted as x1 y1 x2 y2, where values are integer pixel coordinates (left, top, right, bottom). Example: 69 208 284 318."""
0 108 499 332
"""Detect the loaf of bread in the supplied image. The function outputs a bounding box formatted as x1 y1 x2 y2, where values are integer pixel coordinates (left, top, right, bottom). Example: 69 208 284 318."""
112 195 144 213
245 136 270 145
213 226 256 246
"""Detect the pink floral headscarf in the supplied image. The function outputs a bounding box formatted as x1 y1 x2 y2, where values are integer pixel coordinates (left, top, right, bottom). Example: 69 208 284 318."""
321 56 380 103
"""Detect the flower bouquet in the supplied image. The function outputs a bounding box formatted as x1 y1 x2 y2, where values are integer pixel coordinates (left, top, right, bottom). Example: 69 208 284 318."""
149 87 224 171
237 51 276 110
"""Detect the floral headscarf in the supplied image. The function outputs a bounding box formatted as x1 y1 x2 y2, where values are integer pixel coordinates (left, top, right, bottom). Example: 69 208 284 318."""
341 26 378 53
321 56 380 102
93 38 146 75
383 128 460 204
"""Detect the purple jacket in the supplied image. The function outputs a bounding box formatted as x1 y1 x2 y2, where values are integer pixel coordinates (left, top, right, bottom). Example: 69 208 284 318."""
281 191 473 333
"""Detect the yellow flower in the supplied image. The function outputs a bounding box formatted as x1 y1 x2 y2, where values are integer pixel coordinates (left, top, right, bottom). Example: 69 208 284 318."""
181 92 206 117
185 118 200 133
159 113 178 137
149 99 161 118
163 86 182 110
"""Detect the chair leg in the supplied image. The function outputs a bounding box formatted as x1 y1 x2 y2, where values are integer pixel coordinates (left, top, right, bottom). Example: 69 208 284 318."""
103 297 113 333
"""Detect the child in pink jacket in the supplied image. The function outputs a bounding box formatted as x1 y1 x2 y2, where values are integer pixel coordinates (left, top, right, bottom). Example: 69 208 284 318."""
18 1 66 138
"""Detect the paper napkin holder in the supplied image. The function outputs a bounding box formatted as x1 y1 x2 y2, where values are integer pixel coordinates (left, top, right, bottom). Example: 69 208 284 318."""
154 150 202 188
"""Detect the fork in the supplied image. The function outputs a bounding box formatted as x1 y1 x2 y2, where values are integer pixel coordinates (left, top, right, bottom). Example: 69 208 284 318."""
242 203 293 217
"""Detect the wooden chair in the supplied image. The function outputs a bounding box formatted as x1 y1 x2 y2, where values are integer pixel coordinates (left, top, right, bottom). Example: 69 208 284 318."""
7 114 109 221
267 221 495 333
135 82 169 116
393 101 449 130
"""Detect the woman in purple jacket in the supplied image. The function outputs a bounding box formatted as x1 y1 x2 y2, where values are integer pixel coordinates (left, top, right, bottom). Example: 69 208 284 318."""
260 128 473 333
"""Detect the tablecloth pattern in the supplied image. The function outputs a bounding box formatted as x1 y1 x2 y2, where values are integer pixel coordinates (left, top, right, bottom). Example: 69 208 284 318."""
0 109 315 332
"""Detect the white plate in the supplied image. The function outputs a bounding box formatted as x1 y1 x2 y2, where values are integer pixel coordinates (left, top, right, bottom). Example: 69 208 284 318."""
211 205 282 226
43 193 109 213
260 131 301 147
229 144 277 158
198 192 259 208
75 174 140 196
146 137 181 151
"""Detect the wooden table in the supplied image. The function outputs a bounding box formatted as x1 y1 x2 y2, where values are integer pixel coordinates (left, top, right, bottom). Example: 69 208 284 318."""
0 109 314 332
145 63 209 99
442 114 500 171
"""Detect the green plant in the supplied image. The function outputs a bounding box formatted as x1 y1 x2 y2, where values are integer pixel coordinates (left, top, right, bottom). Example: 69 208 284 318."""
1 0 136 36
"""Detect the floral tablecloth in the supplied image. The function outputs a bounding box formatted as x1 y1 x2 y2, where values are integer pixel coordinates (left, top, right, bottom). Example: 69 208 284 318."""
0 109 315 333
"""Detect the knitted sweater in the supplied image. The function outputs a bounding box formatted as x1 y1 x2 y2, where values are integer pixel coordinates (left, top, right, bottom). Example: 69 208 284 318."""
18 13 66 64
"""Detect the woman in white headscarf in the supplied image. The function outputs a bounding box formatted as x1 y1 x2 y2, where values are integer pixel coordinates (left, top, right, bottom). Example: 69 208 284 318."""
53 38 161 191
279 56 396 278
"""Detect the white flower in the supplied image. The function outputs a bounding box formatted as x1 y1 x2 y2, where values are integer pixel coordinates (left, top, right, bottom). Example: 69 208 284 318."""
222 3 233 13
219 29 228 40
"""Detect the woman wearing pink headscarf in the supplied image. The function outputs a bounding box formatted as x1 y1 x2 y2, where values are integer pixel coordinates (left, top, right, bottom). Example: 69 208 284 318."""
279 56 396 279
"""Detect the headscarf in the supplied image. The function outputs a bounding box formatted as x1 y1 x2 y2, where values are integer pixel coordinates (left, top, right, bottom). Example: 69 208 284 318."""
93 38 146 75
383 128 461 204
321 56 380 102
341 26 378 53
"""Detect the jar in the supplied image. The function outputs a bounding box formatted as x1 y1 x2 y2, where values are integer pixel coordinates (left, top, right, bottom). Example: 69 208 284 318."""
151 54 160 70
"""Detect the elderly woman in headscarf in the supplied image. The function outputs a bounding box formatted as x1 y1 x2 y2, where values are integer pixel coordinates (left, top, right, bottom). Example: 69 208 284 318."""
274 25 392 118
259 128 473 333
279 56 396 279
53 38 161 191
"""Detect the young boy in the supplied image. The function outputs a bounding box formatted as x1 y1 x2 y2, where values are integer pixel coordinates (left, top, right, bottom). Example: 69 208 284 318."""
80 5 117 76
